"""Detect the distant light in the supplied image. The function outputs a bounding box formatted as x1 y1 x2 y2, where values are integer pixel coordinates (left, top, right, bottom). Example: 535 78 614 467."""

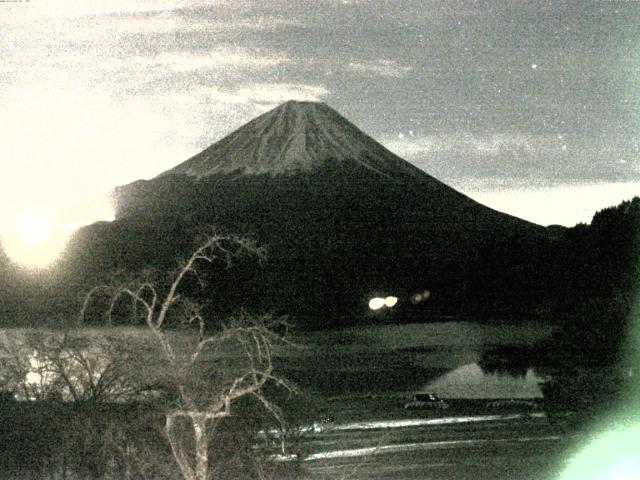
26 371 41 385
384 296 398 307
411 290 431 305
368 298 385 310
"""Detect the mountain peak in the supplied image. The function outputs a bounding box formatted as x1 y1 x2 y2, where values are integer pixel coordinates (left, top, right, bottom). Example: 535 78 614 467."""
158 101 426 180
273 99 333 114
280 99 328 108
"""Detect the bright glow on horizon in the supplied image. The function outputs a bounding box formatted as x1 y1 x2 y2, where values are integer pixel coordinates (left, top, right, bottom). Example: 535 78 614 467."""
463 181 640 227
0 206 115 269
0 76 181 268
17 215 51 245
2 216 73 269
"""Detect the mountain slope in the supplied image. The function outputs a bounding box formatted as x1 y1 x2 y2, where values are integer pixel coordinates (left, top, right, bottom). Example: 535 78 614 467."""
119 101 535 232
64 101 545 327
159 100 427 180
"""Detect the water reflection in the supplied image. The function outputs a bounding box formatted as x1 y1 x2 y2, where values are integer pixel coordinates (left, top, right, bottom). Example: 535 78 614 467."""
423 363 544 399
291 322 553 397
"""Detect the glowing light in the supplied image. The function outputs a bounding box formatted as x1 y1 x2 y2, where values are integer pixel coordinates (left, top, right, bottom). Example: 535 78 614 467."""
26 371 42 385
0 79 182 261
17 215 51 245
368 298 385 310
1 214 74 269
411 290 431 304
384 296 398 307
560 424 640 480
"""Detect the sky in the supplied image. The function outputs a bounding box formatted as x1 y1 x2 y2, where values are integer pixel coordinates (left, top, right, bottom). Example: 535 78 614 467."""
1 0 639 265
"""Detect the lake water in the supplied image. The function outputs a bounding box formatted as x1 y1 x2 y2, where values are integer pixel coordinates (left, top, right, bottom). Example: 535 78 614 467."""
288 321 553 399
0 322 553 400
423 363 544 399
281 323 562 479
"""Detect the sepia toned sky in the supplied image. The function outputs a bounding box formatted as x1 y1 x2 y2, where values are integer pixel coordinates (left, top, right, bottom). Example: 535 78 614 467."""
1 0 638 254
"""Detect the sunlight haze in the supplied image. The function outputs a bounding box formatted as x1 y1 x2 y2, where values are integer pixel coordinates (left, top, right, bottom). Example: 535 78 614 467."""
1 0 638 267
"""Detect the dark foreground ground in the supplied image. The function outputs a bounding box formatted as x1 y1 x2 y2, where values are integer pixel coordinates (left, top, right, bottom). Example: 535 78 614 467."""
270 323 575 479
0 323 586 479
278 396 579 480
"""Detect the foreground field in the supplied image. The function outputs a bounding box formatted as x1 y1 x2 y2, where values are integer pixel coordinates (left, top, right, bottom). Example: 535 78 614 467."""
273 322 576 479
1 321 585 479
276 396 576 480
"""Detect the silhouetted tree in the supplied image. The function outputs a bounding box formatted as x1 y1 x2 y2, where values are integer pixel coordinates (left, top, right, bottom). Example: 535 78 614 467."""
80 233 297 480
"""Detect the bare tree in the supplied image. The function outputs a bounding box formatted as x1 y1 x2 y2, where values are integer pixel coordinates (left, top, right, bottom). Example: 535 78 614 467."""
80 233 297 480
0 329 155 403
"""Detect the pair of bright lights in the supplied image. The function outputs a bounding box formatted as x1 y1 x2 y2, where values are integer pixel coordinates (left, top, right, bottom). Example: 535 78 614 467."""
368 296 398 310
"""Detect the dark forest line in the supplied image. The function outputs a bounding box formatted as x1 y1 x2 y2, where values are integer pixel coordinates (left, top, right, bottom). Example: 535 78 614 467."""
1 189 638 366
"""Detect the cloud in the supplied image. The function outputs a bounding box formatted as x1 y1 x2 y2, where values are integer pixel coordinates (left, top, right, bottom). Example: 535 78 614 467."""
160 82 329 113
348 59 413 78
386 133 535 157
336 0 370 5
385 133 639 186
105 15 208 34
102 12 301 35
197 83 330 105
5 0 215 20
153 48 291 72
75 47 291 79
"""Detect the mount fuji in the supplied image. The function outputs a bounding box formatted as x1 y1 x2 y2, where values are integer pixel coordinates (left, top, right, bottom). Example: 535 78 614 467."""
65 101 544 327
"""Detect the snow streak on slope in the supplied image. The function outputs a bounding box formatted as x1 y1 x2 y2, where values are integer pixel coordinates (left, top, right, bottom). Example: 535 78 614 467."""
159 101 429 181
